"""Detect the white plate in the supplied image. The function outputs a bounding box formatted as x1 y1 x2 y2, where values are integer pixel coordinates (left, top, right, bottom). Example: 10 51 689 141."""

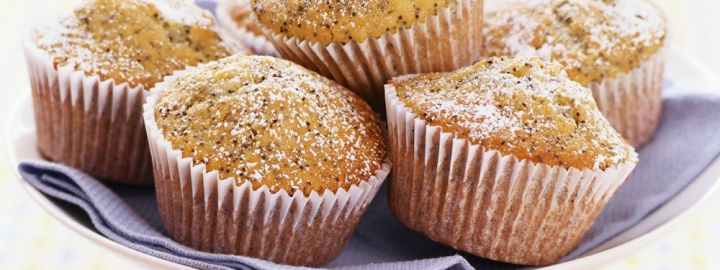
7 54 720 269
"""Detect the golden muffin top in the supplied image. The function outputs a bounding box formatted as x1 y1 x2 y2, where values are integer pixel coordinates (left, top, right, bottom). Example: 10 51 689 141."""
227 0 264 36
154 55 386 194
252 0 456 44
391 57 636 170
484 0 666 85
33 0 239 89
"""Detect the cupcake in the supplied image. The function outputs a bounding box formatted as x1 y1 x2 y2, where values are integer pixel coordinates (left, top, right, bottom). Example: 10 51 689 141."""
484 0 667 146
253 0 484 110
24 0 243 185
385 57 638 265
144 55 390 266
215 0 277 55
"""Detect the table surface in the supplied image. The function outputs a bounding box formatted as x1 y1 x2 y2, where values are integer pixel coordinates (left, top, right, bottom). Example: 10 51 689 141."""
1 0 719 269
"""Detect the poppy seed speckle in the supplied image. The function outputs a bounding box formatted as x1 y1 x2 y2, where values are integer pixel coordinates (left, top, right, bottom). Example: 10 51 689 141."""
154 55 386 195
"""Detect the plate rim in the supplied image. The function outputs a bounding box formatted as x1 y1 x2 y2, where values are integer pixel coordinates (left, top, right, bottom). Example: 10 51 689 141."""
7 94 720 270
545 155 720 269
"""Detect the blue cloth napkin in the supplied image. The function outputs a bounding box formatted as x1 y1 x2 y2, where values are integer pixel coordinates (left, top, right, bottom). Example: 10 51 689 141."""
18 91 720 270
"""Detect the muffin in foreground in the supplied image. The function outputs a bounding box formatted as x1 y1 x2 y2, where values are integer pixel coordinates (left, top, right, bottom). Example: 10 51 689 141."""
25 0 242 185
484 0 667 146
216 0 277 55
385 57 638 265
253 0 484 110
144 55 390 266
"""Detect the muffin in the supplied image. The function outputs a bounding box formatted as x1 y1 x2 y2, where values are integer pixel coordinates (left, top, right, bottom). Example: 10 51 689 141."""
484 0 667 146
144 55 390 266
385 57 638 265
253 0 484 110
216 0 277 55
24 0 243 185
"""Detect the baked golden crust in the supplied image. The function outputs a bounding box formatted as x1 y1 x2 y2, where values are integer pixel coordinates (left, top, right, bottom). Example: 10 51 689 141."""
391 56 636 170
154 55 386 194
484 0 666 85
252 0 456 44
34 0 237 89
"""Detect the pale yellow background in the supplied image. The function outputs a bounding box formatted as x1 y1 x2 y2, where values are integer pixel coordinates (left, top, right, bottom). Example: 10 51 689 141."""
1 0 719 269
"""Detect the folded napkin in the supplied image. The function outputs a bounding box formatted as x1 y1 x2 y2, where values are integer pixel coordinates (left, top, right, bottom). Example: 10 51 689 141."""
19 90 720 270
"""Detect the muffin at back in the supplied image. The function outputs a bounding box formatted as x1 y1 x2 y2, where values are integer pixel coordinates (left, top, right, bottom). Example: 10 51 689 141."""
484 0 666 85
252 0 458 44
34 0 240 89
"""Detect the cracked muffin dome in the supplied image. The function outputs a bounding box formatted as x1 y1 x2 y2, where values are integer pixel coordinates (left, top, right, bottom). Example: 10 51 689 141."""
390 56 637 170
484 0 666 85
154 55 386 194
252 0 457 44
33 0 242 89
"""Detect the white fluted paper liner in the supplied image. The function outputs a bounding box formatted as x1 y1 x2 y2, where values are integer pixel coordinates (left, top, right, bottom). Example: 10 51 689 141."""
23 38 153 185
590 51 665 147
216 0 277 56
143 66 391 266
384 85 637 266
263 0 484 110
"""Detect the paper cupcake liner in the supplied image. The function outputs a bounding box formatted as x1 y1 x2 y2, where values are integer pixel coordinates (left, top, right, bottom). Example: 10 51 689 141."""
590 52 665 147
23 39 153 185
215 0 277 56
264 0 484 110
384 85 637 265
143 66 391 266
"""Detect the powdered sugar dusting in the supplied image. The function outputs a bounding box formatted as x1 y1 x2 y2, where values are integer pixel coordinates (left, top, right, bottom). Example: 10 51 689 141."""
155 55 386 194
146 0 213 26
392 56 636 170
252 0 457 44
33 0 236 89
484 0 666 85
